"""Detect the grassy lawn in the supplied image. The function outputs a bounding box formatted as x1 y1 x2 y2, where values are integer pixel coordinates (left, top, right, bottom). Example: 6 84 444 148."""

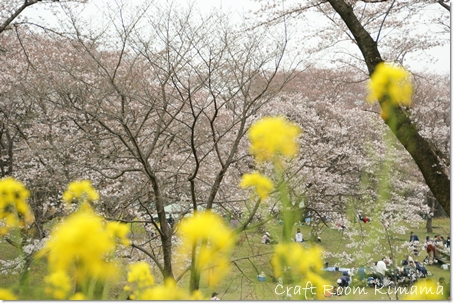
192 217 451 300
0 218 450 300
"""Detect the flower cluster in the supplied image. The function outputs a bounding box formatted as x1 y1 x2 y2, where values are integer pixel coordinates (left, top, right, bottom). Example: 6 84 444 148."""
240 116 301 199
43 271 72 300
62 180 99 205
125 262 155 292
239 171 274 200
0 288 17 300
271 243 329 300
124 262 203 300
0 177 33 235
248 116 301 164
176 211 235 287
367 62 413 119
402 280 445 300
38 182 130 300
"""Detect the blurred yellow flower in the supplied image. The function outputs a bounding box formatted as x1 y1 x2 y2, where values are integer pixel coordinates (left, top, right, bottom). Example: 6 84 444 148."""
128 278 189 300
271 243 328 300
248 116 301 163
0 177 33 236
402 280 445 300
69 293 86 300
176 211 235 287
126 262 155 290
190 290 205 300
106 221 131 246
271 243 323 277
62 180 99 205
44 270 72 300
302 272 331 300
367 62 413 107
240 172 274 199
38 200 130 298
0 288 17 300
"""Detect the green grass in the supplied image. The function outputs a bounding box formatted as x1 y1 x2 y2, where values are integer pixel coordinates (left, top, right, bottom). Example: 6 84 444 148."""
0 218 450 300
191 218 451 300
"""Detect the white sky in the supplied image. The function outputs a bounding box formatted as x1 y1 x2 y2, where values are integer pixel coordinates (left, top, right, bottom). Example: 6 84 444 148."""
175 0 451 75
23 0 450 74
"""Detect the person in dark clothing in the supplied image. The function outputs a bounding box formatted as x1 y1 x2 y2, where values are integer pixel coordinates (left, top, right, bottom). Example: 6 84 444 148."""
358 214 370 223
338 271 350 287
409 231 419 242
409 231 420 255
167 215 175 228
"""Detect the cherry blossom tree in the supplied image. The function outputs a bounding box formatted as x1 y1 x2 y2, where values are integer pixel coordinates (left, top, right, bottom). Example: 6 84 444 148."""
0 0 449 293
0 0 87 35
253 0 450 215
0 1 302 283
259 68 430 247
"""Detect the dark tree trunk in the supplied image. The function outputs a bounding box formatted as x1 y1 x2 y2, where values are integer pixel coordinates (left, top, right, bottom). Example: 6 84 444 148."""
327 0 450 216
152 184 174 279
145 164 174 280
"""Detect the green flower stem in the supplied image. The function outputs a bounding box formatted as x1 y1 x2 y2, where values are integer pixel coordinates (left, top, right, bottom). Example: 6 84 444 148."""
274 158 294 243
189 242 200 292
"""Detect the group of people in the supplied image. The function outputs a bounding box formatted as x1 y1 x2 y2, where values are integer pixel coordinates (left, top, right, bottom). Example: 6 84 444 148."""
409 231 450 264
262 228 304 245
261 228 322 244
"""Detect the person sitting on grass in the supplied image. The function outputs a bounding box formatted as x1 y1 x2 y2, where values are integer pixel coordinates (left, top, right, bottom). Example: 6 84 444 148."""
402 254 414 266
376 258 389 281
424 236 436 264
409 231 420 255
334 272 350 296
210 292 220 300
338 271 350 288
358 214 370 223
262 232 271 244
295 228 304 243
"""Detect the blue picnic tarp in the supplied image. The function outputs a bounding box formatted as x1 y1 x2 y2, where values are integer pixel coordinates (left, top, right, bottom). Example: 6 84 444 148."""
322 267 351 272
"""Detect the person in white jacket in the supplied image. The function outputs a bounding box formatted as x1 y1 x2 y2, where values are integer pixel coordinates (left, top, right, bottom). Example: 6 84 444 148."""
295 228 304 243
376 258 389 279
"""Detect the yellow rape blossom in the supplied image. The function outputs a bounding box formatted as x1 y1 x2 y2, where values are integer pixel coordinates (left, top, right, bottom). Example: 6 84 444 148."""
62 180 99 205
240 172 274 200
106 221 131 246
190 290 205 300
0 177 33 236
271 243 329 300
176 211 235 287
402 280 445 300
367 62 413 107
126 262 155 290
69 293 86 300
301 272 331 300
38 200 130 298
0 288 17 300
125 276 190 300
44 270 72 300
143 278 191 300
248 116 301 164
